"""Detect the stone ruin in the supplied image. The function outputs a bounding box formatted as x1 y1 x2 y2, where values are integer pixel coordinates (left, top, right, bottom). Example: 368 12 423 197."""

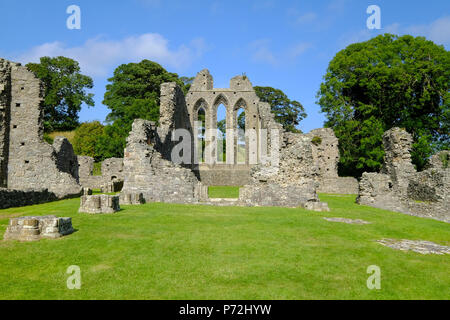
120 69 357 210
0 58 82 208
79 194 120 214
306 128 359 194
3 215 74 241
78 156 124 191
357 127 449 223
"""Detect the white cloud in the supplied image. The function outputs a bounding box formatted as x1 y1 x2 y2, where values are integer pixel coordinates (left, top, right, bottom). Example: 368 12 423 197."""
15 33 207 77
248 39 312 66
404 16 450 45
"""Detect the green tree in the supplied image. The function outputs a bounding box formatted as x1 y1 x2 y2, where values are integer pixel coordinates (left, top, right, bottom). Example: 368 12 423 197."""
103 60 185 125
254 86 307 133
317 34 450 176
100 60 189 158
72 121 104 160
26 56 94 132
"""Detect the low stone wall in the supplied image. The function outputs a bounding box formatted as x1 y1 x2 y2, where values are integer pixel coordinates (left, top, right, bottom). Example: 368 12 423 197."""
4 215 74 241
0 188 58 209
318 177 359 194
238 181 324 209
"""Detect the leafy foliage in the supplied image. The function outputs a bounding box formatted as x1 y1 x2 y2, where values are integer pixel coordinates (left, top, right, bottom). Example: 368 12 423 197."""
72 121 104 160
26 56 94 132
317 34 450 176
100 60 188 159
254 86 306 133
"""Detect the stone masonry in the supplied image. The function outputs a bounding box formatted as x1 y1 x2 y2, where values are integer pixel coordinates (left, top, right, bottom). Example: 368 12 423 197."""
306 128 359 194
79 194 120 214
357 127 449 222
0 58 82 206
4 215 74 241
78 156 124 190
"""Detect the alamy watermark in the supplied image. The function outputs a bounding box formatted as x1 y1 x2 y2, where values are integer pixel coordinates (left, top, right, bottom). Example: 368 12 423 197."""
366 5 381 30
66 5 81 30
170 126 280 168
66 265 81 289
366 265 381 290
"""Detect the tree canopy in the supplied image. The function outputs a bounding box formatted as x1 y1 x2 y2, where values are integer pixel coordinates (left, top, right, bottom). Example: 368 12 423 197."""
254 86 307 133
72 121 104 160
317 34 450 176
26 56 94 132
98 60 188 159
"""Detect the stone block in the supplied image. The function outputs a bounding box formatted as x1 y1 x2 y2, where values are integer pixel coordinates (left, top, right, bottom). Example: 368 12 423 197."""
3 215 74 241
79 194 120 214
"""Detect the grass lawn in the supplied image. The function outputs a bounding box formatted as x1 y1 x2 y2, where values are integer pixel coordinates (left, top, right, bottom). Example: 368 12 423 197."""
208 186 241 198
0 193 449 300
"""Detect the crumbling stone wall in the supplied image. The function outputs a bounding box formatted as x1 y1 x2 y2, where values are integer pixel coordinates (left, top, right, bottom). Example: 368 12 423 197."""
0 59 11 188
0 58 81 203
77 156 124 190
6 61 81 198
357 128 449 222
102 158 124 181
239 130 328 209
121 119 206 204
306 128 359 194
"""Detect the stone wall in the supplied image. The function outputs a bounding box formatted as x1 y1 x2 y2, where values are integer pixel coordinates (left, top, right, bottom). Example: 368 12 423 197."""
357 128 449 223
77 155 124 190
6 61 81 198
0 58 82 200
0 59 11 188
237 130 329 210
102 157 124 181
121 119 205 204
0 188 58 209
306 128 359 194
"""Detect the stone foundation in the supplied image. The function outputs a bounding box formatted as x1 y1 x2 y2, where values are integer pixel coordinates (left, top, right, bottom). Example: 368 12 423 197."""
119 192 145 205
79 194 120 214
4 215 74 241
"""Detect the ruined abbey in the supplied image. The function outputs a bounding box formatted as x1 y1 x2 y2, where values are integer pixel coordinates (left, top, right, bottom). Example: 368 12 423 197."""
0 58 448 223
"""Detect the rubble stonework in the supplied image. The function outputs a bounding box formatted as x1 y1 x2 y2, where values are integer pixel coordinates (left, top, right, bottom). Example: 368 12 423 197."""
77 156 124 190
4 215 74 241
121 119 205 204
306 128 359 194
357 127 450 222
0 188 57 209
79 194 120 214
0 58 81 206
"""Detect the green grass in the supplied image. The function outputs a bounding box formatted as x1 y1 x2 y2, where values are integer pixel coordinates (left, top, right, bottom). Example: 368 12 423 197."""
208 186 241 198
0 194 449 300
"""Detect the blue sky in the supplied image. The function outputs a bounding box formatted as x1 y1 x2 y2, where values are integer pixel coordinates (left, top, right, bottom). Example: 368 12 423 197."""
1 0 449 132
